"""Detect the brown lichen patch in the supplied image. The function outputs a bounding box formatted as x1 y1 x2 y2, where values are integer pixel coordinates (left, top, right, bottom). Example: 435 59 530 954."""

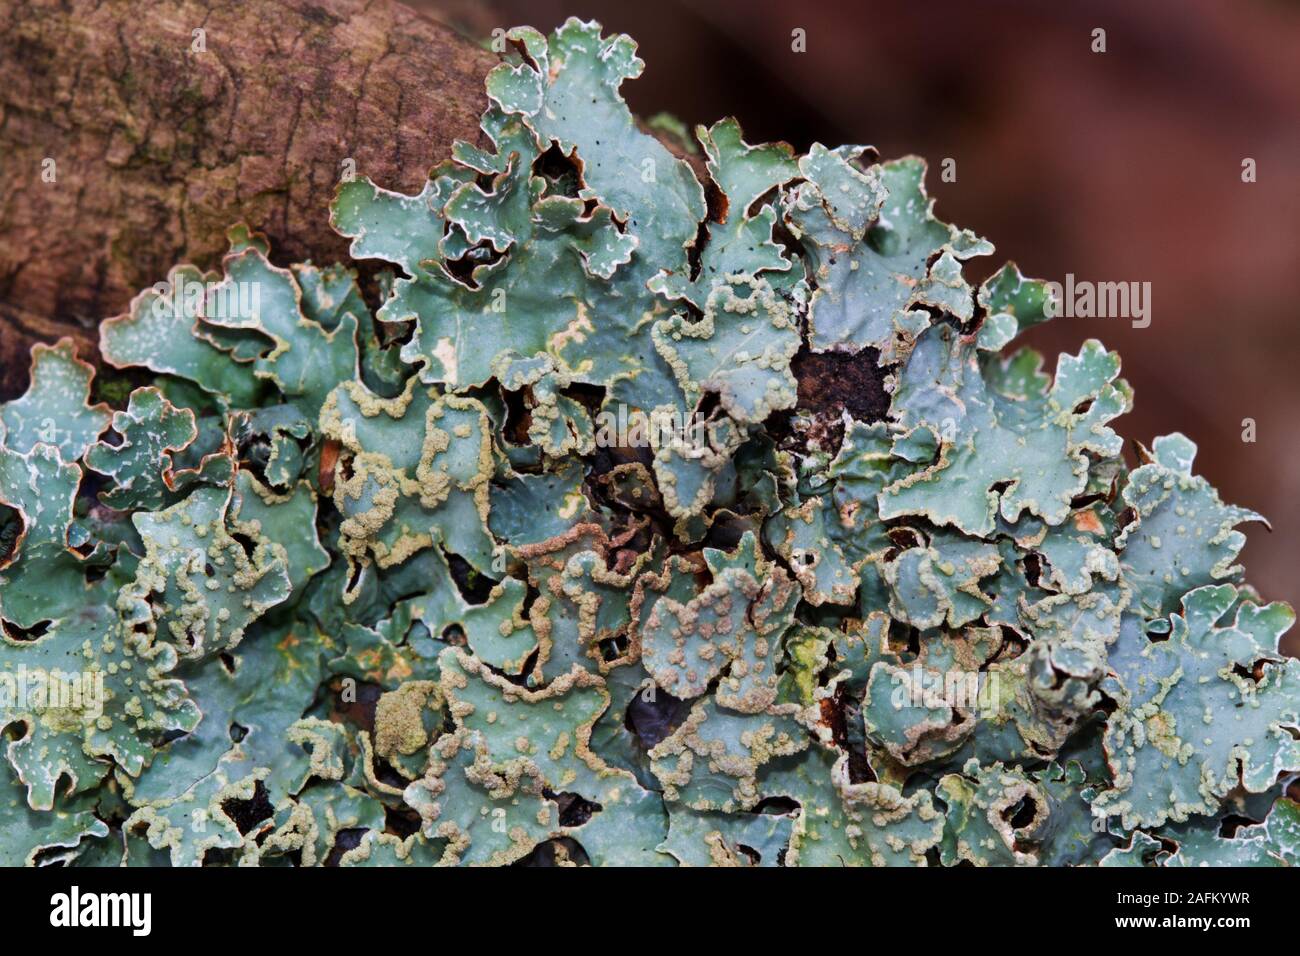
768 346 892 454
793 347 891 423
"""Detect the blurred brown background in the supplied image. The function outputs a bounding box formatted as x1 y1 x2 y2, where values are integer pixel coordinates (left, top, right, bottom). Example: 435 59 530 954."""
430 0 1300 618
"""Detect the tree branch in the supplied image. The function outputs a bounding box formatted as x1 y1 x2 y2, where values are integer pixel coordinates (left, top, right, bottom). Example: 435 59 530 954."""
0 0 496 395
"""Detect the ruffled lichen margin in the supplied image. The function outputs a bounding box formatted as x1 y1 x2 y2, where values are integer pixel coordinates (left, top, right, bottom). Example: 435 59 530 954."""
0 19 1295 867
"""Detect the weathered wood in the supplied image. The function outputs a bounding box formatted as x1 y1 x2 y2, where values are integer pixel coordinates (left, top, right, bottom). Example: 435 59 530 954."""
0 0 497 395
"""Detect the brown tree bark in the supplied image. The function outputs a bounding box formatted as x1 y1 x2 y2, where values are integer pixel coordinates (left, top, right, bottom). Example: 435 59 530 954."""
0 0 497 396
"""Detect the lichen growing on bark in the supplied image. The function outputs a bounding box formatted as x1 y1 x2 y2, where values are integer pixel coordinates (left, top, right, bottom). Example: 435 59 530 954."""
0 18 1295 868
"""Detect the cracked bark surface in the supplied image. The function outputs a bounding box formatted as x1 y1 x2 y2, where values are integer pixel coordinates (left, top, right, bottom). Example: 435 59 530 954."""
0 0 496 397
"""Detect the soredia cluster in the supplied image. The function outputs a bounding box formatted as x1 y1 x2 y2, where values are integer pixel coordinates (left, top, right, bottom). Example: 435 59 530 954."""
2 20 1296 867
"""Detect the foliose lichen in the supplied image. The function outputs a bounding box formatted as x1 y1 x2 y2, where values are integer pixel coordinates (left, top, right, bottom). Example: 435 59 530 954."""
1 18 1294 867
